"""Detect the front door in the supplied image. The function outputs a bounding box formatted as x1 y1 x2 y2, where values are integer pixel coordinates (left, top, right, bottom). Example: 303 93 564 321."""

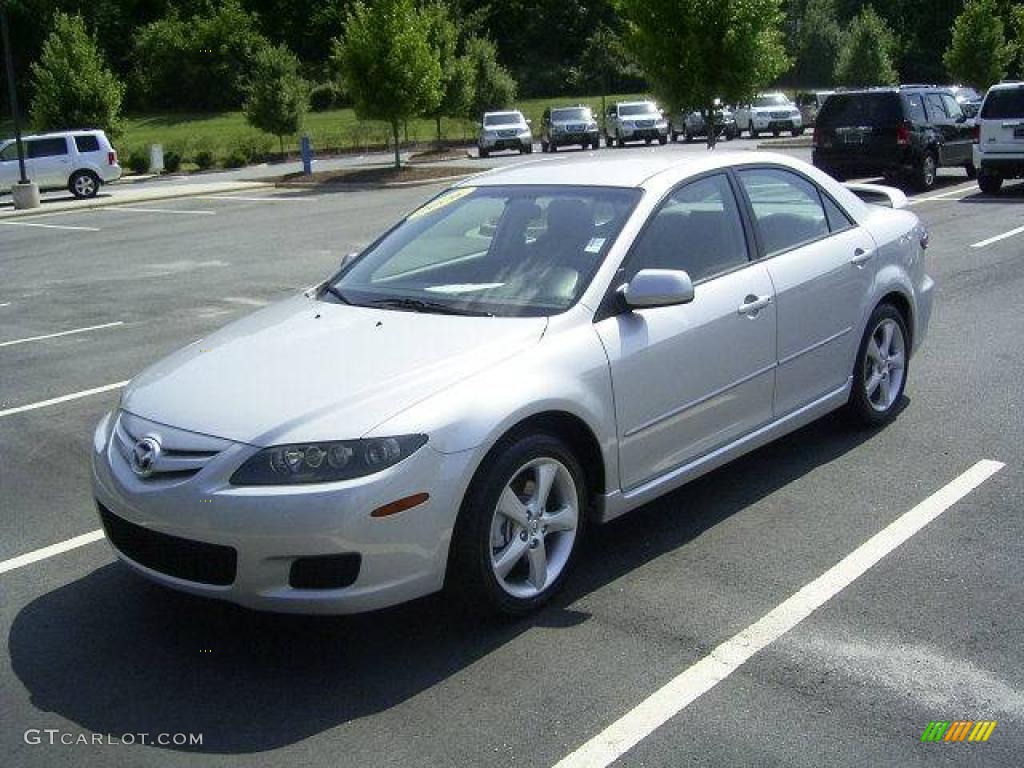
595 173 777 491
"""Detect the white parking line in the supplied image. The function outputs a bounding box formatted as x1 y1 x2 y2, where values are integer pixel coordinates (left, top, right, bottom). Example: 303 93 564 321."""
552 459 1005 768
97 207 216 216
0 302 10 308
0 530 105 575
0 380 128 418
908 185 976 204
0 321 124 348
971 225 1024 249
202 195 303 203
0 220 100 232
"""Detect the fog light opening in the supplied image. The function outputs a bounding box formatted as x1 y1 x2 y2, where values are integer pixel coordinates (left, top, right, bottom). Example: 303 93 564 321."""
371 492 430 518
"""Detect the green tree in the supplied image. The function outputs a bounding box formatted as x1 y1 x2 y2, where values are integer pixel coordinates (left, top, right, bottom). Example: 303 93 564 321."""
1010 5 1024 78
243 45 308 156
580 23 641 131
333 0 441 169
463 36 518 119
619 0 790 148
944 0 1012 89
28 12 125 135
792 0 842 86
421 1 474 146
132 1 271 111
834 7 899 87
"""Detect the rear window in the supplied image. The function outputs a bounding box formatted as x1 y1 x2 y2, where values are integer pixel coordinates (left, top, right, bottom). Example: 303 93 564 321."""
817 93 900 127
74 134 101 152
981 88 1024 119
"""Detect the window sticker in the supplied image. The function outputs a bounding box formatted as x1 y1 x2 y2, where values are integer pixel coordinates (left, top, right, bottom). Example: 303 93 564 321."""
407 187 476 219
584 237 606 254
424 283 505 294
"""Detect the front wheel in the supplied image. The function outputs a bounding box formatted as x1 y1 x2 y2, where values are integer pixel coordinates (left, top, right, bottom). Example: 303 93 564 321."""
964 161 977 179
69 170 100 199
658 136 667 145
479 146 489 159
847 304 909 427
978 171 1003 194
792 127 804 137
447 433 587 615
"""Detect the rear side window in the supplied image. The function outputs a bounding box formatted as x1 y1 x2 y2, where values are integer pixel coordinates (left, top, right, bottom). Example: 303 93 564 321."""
816 93 900 128
981 88 1024 119
739 168 829 256
941 94 963 120
74 135 101 152
903 94 927 123
822 195 853 232
925 93 948 121
26 138 68 158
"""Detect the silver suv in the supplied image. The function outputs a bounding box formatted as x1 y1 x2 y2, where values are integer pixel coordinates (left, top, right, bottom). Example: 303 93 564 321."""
604 101 668 147
541 105 600 152
478 111 533 157
0 129 121 198
974 81 1024 194
735 93 804 138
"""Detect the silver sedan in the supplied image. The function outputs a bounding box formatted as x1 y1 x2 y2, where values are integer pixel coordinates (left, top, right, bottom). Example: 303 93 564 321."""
92 152 934 616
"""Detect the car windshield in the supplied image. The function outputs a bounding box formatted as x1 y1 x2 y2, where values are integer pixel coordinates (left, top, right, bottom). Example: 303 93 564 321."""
327 185 642 317
817 93 900 127
551 108 592 122
619 103 658 116
981 88 1024 119
484 113 523 126
754 94 790 107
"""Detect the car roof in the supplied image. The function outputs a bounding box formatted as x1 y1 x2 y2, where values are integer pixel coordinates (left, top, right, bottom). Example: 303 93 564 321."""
988 80 1024 91
484 110 523 117
459 151 806 190
1 129 105 143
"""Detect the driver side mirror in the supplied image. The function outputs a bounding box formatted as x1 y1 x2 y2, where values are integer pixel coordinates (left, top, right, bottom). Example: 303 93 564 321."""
620 269 695 309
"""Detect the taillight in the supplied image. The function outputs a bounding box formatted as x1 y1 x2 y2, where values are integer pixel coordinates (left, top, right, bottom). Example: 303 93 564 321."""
107 150 117 165
972 124 980 144
896 121 911 146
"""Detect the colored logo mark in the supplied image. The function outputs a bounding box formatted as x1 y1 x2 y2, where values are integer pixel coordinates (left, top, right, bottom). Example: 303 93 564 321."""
920 720 997 742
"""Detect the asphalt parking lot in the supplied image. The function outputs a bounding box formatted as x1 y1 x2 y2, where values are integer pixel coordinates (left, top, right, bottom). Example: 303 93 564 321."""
2 142 1023 767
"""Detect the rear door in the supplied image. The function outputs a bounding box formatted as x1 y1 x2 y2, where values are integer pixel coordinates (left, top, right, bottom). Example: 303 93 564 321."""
737 166 876 417
923 92 961 166
26 136 71 188
939 93 973 164
979 87 1024 155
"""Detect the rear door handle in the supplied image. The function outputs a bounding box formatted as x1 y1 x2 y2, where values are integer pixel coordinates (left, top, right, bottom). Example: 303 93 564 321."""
851 248 874 267
737 294 772 315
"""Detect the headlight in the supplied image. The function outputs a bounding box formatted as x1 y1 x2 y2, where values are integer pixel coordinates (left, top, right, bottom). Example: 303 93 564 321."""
230 435 428 485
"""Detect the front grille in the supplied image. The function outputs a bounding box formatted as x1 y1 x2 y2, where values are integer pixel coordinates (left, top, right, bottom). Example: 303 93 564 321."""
771 111 790 119
568 123 587 132
498 129 517 137
636 119 655 128
99 503 237 586
113 411 225 481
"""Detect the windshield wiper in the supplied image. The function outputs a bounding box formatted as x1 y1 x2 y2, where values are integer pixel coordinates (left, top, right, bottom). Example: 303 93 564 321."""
367 297 493 317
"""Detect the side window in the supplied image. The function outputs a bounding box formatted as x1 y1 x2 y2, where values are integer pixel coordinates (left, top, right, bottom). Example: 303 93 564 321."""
74 135 101 152
904 93 927 123
738 168 829 255
821 194 854 233
925 93 948 121
27 137 69 158
941 94 963 121
625 174 749 283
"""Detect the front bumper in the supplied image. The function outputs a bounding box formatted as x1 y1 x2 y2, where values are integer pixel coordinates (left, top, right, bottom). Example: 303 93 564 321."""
550 130 599 146
480 135 531 151
753 116 802 131
620 126 668 141
91 411 474 614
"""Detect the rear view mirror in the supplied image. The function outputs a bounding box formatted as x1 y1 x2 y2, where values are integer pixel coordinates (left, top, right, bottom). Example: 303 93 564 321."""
621 269 695 309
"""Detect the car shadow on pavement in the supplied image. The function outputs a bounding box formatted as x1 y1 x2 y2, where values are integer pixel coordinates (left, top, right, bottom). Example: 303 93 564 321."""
8 405 900 754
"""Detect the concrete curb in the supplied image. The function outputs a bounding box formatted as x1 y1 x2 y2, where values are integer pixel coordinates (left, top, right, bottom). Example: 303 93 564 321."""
757 138 813 149
275 172 477 191
0 181 273 221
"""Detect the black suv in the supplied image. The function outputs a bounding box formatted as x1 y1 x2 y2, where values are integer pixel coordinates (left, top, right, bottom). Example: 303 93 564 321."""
812 86 975 191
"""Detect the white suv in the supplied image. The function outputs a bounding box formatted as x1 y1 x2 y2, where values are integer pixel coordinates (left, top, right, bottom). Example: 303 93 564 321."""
0 130 121 198
974 81 1024 194
735 93 803 138
478 111 533 157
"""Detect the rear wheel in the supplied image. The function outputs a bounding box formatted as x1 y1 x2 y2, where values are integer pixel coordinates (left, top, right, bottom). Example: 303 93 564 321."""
914 151 938 191
750 126 759 139
847 304 909 427
616 136 625 148
69 170 100 199
978 171 1003 194
964 161 977 179
447 433 587 616
541 140 549 153
772 129 780 138
658 135 667 145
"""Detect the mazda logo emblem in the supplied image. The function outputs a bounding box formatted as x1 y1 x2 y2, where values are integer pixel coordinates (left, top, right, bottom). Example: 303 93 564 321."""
130 437 161 478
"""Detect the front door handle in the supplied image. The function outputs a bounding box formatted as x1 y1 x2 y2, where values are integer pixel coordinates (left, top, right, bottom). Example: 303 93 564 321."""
851 247 874 267
737 294 772 315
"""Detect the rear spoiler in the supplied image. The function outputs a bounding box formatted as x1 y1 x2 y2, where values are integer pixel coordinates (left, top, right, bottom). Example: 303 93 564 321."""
843 183 909 209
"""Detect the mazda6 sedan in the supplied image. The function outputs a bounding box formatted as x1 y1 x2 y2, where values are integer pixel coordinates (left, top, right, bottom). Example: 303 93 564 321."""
92 152 934 616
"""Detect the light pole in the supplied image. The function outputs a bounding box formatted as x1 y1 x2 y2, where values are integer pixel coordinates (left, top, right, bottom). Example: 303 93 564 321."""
1 1 40 209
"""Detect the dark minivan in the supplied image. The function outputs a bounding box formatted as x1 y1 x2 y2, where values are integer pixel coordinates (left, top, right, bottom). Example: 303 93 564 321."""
812 86 974 191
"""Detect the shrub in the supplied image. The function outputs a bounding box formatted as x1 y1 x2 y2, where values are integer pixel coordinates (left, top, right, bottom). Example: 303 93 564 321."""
222 149 249 168
163 150 182 173
29 13 125 135
126 148 149 174
309 83 338 111
194 149 216 170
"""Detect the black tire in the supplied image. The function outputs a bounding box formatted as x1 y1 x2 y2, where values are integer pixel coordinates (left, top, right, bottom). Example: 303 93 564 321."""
69 170 100 199
978 171 1003 194
684 131 693 143
479 146 489 159
670 130 678 142
750 126 759 139
447 433 588 616
792 127 804 137
644 137 652 145
550 142 557 153
658 136 667 145
616 136 625 148
605 135 614 148
524 143 533 154
964 161 977 180
914 150 938 191
846 303 910 428
772 129 781 138
592 139 601 150
541 140 549 153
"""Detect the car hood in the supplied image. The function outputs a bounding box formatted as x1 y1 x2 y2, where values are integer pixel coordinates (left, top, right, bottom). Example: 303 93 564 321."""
121 294 548 446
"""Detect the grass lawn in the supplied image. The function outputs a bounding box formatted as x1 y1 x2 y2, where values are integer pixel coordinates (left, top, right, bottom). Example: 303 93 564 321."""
111 92 647 169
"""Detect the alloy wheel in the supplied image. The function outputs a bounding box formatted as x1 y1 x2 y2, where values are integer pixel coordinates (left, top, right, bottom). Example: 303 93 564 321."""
863 318 906 412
